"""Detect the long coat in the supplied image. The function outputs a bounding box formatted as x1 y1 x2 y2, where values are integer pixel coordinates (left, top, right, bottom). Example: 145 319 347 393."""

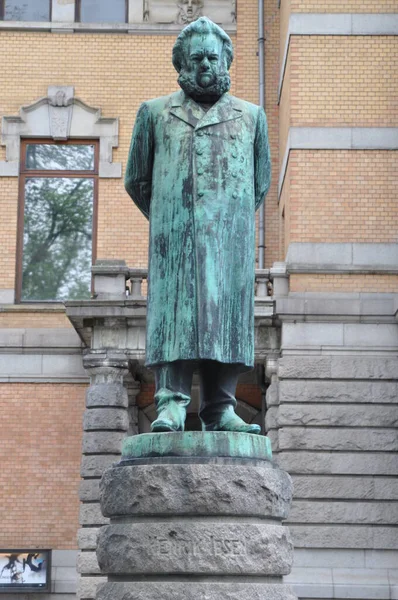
125 90 271 370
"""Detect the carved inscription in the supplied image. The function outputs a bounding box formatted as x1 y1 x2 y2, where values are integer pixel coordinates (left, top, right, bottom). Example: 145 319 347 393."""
153 535 246 557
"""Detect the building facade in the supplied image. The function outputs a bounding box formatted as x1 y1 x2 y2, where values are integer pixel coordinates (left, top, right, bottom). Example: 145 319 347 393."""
0 0 397 599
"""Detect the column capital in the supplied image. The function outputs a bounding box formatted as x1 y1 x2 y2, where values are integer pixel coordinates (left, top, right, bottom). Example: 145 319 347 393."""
83 350 129 382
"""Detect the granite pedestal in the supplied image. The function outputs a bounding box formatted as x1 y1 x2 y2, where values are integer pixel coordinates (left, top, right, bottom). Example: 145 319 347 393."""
96 432 297 600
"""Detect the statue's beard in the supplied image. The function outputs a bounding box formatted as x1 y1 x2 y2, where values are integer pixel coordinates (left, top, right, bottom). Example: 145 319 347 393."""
178 69 231 101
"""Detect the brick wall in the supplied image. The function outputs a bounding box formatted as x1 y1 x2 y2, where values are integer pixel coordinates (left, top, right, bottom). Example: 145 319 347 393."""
0 178 18 291
287 151 398 244
0 383 86 548
290 274 398 293
289 36 398 128
289 0 397 12
0 312 72 328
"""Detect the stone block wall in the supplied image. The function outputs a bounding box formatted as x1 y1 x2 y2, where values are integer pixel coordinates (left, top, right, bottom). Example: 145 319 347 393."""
268 293 398 598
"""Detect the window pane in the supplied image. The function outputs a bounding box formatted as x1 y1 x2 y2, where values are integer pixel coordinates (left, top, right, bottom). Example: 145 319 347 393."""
4 0 49 21
21 178 94 302
80 0 126 23
26 144 95 171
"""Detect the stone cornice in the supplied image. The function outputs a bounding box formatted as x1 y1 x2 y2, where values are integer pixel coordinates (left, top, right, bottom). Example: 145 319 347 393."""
0 20 237 35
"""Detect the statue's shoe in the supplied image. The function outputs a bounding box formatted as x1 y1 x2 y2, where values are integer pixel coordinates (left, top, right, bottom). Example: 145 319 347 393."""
202 413 261 435
151 401 186 433
151 418 179 432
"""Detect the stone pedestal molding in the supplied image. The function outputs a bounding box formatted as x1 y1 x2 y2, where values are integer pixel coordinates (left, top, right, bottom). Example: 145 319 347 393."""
95 432 297 600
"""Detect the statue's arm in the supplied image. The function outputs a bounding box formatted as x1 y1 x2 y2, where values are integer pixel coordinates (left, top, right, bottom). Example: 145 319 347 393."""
254 107 271 211
125 102 154 220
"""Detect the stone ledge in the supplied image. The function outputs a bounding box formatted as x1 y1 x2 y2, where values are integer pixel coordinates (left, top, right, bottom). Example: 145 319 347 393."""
289 525 398 549
0 352 88 382
278 355 398 380
279 380 398 405
0 21 237 35
286 242 398 270
278 452 398 477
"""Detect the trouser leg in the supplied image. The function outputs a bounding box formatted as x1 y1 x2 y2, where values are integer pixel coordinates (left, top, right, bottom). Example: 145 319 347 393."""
151 360 194 432
198 360 239 427
199 360 261 434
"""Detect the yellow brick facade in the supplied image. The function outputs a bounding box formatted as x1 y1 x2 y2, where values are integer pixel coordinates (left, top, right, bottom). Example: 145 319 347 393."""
0 310 72 328
287 36 398 128
0 383 85 548
290 274 398 293
286 150 398 244
289 0 397 13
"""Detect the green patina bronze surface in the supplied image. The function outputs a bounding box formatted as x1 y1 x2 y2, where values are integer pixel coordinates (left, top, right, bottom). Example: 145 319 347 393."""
122 431 272 462
125 19 271 371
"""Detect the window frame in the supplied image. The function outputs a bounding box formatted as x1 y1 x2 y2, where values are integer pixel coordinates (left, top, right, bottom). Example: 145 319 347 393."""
75 0 128 24
0 0 52 21
16 138 99 304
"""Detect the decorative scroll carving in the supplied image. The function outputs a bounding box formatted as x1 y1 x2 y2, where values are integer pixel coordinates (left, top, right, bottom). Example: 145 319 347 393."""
176 0 204 24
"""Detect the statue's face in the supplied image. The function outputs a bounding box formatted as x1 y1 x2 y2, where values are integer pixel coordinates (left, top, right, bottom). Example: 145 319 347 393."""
186 33 224 89
177 31 231 101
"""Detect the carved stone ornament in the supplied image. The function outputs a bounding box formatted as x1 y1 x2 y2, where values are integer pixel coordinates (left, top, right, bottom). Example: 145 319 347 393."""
176 0 204 24
47 85 74 140
0 86 121 178
140 1 235 27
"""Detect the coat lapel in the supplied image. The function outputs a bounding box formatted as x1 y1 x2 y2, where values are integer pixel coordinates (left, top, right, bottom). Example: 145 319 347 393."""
196 94 243 130
170 91 205 128
169 92 243 130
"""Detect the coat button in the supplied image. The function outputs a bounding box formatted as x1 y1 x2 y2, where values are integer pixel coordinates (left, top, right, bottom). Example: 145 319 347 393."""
232 192 238 199
232 151 237 158
232 172 237 178
197 168 204 175
198 191 204 197
196 149 203 155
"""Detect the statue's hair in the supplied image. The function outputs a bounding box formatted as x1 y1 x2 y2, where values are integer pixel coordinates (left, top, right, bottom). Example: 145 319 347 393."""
172 17 234 73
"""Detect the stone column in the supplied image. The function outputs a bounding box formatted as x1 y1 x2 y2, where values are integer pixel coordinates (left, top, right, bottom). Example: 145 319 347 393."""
77 353 131 600
95 432 298 600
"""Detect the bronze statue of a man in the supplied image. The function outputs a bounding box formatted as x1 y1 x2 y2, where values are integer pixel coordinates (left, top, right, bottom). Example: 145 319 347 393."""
125 17 271 434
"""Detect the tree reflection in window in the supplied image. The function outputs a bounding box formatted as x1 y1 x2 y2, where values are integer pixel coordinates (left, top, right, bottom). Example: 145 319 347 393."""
26 144 95 171
4 0 50 21
22 177 94 302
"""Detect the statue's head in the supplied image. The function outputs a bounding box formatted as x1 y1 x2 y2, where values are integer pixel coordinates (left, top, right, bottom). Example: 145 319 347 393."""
172 17 234 101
